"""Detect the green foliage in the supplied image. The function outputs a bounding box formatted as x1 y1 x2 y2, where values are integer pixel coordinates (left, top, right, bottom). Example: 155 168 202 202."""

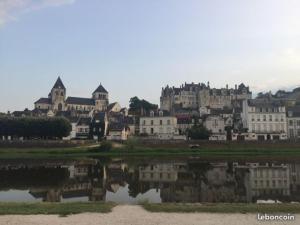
0 202 115 215
187 125 211 140
125 137 139 150
129 96 158 113
0 117 71 139
98 141 113 152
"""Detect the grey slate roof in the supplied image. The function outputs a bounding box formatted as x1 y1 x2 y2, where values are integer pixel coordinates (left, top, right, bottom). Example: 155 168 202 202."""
93 84 108 94
247 99 285 107
52 77 66 90
34 98 51 104
107 102 118 112
287 106 300 117
93 112 106 122
77 117 91 126
66 97 95 106
109 122 126 131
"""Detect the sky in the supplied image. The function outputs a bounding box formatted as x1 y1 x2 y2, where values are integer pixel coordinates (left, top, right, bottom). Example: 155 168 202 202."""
1 0 300 112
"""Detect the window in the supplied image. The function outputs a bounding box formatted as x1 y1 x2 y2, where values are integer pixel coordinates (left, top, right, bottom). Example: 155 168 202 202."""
289 120 293 126
297 120 300 126
269 115 272 121
160 120 163 125
263 115 266 121
151 120 154 125
143 120 146 125
167 120 171 125
290 129 294 137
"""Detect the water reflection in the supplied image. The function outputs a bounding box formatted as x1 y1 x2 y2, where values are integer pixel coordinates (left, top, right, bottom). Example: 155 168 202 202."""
0 158 299 204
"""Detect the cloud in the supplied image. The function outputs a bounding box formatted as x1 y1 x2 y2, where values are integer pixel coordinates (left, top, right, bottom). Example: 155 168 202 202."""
0 0 75 26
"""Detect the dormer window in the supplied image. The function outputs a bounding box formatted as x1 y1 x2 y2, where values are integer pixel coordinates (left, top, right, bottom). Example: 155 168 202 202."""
159 111 163 117
150 111 154 117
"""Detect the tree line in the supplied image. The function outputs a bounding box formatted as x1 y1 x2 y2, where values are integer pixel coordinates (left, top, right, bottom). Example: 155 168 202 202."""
0 117 71 139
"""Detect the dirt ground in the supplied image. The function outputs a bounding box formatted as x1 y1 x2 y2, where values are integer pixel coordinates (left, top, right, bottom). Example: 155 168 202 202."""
0 205 298 225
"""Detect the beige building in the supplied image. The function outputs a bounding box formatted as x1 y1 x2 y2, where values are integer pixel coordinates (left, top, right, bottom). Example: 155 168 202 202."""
139 111 179 139
204 115 227 141
160 82 251 113
287 107 300 139
139 163 181 182
242 99 288 140
35 77 109 113
247 163 290 198
106 123 130 141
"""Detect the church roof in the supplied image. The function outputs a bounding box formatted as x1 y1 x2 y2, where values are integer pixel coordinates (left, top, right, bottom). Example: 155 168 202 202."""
34 98 51 104
66 97 95 105
52 77 66 90
107 102 119 112
93 84 108 94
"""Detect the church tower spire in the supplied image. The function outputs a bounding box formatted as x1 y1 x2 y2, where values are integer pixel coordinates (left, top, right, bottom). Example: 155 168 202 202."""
93 83 109 111
50 76 66 111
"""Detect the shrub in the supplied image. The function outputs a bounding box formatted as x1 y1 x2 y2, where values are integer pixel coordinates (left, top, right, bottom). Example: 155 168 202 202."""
187 125 211 140
125 137 139 150
98 141 113 152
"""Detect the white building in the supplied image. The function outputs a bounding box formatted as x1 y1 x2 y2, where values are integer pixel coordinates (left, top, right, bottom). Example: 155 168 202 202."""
287 107 300 139
247 163 290 198
203 115 227 141
242 99 287 140
106 123 130 141
139 110 180 140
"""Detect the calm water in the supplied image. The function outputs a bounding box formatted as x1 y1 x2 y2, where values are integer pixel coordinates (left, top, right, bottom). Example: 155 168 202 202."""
0 157 300 204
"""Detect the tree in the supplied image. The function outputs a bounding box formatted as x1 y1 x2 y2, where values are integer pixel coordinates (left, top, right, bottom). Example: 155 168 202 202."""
0 117 71 139
129 96 158 115
187 125 211 140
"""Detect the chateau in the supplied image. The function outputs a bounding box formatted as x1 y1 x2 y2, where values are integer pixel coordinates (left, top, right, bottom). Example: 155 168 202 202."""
34 77 109 113
160 82 252 113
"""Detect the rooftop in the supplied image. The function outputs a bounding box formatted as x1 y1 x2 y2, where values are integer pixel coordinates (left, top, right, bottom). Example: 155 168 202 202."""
66 97 95 106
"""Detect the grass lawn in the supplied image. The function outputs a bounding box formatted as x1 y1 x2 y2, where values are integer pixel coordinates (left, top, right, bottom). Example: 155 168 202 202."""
1 145 300 159
142 203 300 214
0 202 116 216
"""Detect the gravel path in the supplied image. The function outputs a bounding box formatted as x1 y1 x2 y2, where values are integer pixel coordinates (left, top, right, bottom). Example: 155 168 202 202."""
0 205 298 225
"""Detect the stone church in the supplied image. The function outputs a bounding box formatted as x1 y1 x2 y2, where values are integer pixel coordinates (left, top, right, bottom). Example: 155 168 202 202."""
34 77 109 113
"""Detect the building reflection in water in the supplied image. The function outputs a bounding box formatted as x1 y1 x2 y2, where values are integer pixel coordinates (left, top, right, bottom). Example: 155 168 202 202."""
0 158 300 203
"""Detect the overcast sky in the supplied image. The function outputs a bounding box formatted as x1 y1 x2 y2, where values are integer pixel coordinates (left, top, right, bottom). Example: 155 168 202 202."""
1 0 300 112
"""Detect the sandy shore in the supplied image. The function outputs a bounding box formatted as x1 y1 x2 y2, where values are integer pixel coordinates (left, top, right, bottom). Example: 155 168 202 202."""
0 205 298 225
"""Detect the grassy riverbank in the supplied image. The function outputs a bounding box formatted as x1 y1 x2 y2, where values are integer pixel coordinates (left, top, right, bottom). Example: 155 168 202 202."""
1 202 300 215
2 145 300 159
0 202 115 216
142 203 300 214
